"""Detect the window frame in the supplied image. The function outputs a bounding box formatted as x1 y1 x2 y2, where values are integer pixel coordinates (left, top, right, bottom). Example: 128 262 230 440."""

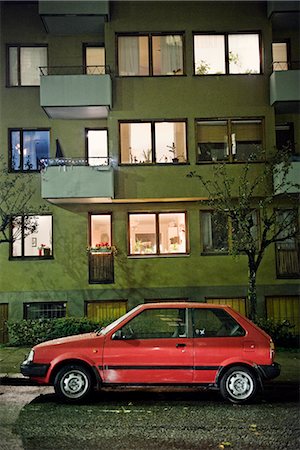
200 210 259 255
24 302 67 320
83 42 106 74
8 127 50 173
9 214 54 260
128 211 189 257
193 32 262 76
89 212 113 248
195 117 265 164
85 127 109 166
117 32 185 77
6 44 48 87
119 119 188 165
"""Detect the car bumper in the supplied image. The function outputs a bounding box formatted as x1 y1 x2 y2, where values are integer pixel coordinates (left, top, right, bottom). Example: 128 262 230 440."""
20 362 50 378
257 362 281 380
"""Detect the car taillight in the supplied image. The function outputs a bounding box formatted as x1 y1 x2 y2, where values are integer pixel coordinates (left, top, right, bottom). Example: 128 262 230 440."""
270 340 275 361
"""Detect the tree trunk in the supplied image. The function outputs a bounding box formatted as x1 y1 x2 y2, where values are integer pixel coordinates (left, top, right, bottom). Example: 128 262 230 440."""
248 267 257 321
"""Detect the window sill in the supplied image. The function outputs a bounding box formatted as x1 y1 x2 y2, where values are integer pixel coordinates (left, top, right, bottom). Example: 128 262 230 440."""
119 162 190 166
9 256 54 261
128 253 190 259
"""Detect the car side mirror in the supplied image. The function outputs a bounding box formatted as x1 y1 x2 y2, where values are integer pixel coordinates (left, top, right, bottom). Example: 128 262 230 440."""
112 329 123 340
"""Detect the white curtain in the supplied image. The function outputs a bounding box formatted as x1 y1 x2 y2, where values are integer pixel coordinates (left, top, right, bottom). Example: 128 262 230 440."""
20 47 47 85
118 37 139 75
160 35 183 75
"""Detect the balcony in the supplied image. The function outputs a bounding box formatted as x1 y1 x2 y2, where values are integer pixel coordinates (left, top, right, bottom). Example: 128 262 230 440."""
270 63 300 113
39 1 109 35
40 66 112 119
268 1 300 29
41 158 114 204
273 160 300 195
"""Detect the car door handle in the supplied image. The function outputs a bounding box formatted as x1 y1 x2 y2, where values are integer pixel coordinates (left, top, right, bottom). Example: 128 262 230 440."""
176 343 186 348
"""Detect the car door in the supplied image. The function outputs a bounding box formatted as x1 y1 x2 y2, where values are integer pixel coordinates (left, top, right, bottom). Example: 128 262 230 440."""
102 307 193 384
192 307 245 383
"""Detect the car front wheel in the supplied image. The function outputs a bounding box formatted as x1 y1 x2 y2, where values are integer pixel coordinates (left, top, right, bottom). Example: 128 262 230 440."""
54 364 93 402
220 366 258 404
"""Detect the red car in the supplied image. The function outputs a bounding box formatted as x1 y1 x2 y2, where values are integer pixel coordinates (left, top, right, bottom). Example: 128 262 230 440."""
21 302 280 403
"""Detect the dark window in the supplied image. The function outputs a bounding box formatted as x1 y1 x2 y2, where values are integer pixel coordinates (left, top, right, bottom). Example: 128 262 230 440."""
9 129 50 172
192 308 245 337
24 302 66 320
196 119 263 163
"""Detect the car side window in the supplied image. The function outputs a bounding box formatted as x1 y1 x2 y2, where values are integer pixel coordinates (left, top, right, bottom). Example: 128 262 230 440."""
116 308 187 340
192 308 245 338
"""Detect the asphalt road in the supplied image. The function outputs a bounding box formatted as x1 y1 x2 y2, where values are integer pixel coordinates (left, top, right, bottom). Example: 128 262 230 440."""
0 384 299 450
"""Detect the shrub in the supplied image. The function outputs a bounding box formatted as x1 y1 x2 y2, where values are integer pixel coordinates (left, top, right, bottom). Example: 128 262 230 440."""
255 318 299 348
7 317 114 347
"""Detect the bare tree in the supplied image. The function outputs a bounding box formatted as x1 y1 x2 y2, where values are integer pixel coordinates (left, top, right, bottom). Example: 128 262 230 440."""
188 150 299 320
0 156 46 245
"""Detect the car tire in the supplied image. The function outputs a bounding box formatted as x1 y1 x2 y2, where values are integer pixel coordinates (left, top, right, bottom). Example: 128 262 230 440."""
219 366 258 404
54 364 93 402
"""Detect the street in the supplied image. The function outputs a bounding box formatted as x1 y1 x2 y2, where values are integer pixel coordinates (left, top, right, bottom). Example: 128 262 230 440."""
0 383 299 450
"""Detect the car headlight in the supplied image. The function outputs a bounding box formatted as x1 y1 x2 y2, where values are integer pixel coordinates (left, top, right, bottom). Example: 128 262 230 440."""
24 349 35 364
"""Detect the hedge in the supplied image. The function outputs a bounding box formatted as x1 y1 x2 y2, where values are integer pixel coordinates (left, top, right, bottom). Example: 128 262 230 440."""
255 318 299 348
7 317 114 347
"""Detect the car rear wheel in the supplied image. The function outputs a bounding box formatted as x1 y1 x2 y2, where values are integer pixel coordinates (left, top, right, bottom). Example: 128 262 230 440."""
54 364 93 402
220 366 258 404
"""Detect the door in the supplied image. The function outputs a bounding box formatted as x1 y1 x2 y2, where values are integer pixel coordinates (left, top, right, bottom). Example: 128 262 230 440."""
192 307 245 383
84 45 105 74
102 307 193 384
0 304 8 344
86 129 108 166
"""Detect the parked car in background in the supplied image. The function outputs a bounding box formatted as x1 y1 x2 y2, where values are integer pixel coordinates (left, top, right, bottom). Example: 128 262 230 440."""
21 302 280 403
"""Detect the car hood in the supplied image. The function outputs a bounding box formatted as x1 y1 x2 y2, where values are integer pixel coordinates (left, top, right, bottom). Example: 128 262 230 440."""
34 332 98 349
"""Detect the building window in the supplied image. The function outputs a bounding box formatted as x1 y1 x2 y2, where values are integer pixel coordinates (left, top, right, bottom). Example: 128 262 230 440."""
117 34 184 76
275 209 299 278
84 44 105 74
194 33 261 75
272 42 289 71
129 212 187 255
86 129 108 166
120 121 187 164
196 118 263 163
7 45 47 86
9 129 50 172
90 213 112 248
85 301 127 322
24 302 66 320
11 215 53 258
201 211 258 254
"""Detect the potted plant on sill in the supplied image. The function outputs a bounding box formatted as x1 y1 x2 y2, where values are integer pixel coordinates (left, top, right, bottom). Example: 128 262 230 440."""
87 242 117 256
38 244 51 256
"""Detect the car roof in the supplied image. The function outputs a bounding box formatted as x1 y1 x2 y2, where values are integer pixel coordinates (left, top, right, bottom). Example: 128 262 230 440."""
138 302 231 310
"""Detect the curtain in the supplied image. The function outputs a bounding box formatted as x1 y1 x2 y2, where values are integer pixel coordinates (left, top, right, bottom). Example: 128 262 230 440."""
118 37 139 75
21 47 47 85
160 35 183 75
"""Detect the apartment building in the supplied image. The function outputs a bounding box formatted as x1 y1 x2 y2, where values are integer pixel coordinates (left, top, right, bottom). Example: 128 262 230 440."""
0 0 299 343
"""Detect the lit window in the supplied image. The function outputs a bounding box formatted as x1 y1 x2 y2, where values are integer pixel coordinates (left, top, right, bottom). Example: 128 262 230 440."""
129 212 187 256
118 34 184 76
8 45 47 86
86 129 108 166
194 33 260 75
11 215 53 258
201 211 229 254
9 129 50 171
90 214 112 248
84 45 105 74
120 121 187 164
118 36 149 76
272 42 288 71
196 119 263 163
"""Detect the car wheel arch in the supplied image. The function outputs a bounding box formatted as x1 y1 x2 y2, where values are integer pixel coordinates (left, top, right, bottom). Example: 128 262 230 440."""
216 362 262 388
49 358 101 387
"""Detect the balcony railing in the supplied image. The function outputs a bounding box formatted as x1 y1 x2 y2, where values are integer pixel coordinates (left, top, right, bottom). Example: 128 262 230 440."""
41 157 110 168
276 244 300 278
40 65 110 76
272 61 300 71
89 253 114 284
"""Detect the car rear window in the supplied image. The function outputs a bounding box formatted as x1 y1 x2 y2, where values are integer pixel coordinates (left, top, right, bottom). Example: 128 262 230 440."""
192 308 245 338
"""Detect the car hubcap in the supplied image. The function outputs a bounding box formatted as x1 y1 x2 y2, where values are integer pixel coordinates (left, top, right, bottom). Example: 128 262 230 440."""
226 371 253 400
61 371 88 399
